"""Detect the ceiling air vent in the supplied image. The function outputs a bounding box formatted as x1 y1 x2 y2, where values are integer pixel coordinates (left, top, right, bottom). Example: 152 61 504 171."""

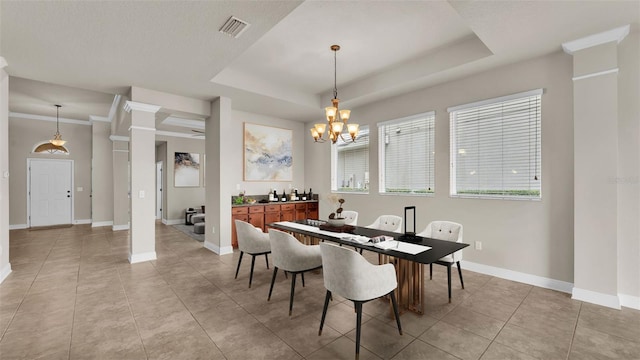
219 16 250 38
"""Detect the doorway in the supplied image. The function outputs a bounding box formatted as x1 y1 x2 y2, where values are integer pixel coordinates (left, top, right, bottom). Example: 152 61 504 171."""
28 158 74 227
156 161 163 220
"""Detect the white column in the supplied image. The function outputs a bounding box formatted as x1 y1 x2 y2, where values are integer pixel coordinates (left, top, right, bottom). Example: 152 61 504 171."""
0 57 11 283
563 25 629 309
204 97 233 254
125 101 160 263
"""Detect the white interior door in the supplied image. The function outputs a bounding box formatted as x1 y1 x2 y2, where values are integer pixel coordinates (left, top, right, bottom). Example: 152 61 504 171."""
29 159 73 227
156 161 163 220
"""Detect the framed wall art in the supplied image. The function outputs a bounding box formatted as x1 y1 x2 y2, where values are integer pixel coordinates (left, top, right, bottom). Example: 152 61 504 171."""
174 152 200 187
244 123 292 181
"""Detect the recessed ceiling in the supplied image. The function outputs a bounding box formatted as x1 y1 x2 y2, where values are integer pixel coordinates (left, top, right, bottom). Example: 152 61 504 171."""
1 0 638 129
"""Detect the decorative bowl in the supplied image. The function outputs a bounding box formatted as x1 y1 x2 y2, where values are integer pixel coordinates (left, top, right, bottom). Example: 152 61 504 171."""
327 218 345 227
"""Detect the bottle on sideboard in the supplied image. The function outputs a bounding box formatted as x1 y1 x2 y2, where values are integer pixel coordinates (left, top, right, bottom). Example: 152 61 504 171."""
272 189 277 202
302 190 307 201
281 190 287 202
308 188 313 200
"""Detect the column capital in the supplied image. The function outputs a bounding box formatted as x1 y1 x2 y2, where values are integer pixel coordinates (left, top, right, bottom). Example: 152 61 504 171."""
124 101 161 114
0 57 7 69
562 24 630 55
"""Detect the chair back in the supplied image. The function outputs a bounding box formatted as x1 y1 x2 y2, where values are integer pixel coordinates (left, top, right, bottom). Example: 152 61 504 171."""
341 210 358 226
235 220 270 254
418 221 463 262
367 215 402 233
268 229 322 272
320 242 396 301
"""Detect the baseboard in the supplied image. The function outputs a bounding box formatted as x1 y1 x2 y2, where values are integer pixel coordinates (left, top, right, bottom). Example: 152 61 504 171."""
92 221 113 228
163 219 183 226
73 219 92 225
9 224 27 230
619 294 640 310
572 287 621 309
128 251 157 264
0 262 12 284
204 241 233 255
112 224 130 231
461 260 574 294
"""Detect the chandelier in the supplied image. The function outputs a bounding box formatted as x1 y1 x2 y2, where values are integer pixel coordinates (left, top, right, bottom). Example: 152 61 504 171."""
49 104 66 146
310 45 359 144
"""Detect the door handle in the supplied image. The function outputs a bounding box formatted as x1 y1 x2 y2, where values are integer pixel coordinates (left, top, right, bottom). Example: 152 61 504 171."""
67 190 71 193
67 195 71 198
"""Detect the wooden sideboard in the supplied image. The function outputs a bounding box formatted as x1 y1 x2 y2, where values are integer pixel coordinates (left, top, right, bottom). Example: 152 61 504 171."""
231 201 318 248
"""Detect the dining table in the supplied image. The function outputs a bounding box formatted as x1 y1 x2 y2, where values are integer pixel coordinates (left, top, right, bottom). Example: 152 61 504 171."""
268 220 469 315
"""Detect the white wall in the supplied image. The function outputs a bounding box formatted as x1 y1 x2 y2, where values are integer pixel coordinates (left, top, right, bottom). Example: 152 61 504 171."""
0 67 11 282
306 50 575 284
91 121 114 225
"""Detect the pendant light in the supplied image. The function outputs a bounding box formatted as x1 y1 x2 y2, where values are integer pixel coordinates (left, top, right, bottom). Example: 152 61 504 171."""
49 104 66 146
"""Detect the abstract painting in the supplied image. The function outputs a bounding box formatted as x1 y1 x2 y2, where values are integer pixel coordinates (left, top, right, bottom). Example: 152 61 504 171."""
174 152 200 187
244 123 292 181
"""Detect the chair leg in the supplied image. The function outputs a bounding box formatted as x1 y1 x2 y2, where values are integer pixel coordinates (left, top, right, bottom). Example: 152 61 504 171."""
355 301 363 360
447 264 452 303
265 254 269 269
318 290 332 336
301 272 305 287
289 273 297 316
235 251 244 279
268 267 278 301
249 255 256 288
429 263 433 280
389 290 403 335
457 261 465 289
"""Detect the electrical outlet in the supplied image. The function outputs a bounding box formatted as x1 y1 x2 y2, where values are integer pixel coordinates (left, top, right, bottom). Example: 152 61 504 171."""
211 226 215 234
475 241 482 250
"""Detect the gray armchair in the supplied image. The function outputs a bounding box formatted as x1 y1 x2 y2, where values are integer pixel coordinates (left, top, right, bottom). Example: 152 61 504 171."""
234 220 271 288
267 229 323 316
417 220 464 302
318 242 402 359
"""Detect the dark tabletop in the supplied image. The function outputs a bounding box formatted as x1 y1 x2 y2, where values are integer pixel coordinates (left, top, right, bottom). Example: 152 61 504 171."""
269 220 469 265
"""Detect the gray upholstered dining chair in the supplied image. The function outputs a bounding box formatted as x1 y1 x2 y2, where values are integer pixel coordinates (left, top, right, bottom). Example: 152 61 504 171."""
318 242 402 360
267 229 323 316
417 221 464 302
234 219 271 288
341 210 358 226
366 215 402 233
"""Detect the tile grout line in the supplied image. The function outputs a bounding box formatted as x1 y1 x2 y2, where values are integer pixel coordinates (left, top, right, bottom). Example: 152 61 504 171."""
476 282 535 360
67 231 85 360
0 231 60 343
565 302 582 360
116 260 151 359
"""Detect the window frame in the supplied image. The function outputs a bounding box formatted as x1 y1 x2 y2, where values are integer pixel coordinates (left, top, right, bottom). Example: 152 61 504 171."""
377 111 436 197
330 125 370 194
448 89 542 201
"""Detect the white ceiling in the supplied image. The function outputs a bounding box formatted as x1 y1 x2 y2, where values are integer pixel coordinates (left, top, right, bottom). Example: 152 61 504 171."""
2 1 639 130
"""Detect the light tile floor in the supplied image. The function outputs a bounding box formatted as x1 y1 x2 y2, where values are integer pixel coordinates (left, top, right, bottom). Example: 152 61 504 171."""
1 224 639 359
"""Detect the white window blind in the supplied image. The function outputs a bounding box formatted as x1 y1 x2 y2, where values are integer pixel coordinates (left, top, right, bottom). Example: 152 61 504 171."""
331 126 369 193
378 112 435 195
448 89 542 199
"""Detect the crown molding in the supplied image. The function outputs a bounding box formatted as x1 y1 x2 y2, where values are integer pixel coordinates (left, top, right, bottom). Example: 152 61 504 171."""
124 101 161 113
9 112 90 125
0 57 7 69
89 115 110 123
129 125 156 132
156 130 204 139
562 24 630 54
109 135 129 142
108 94 122 122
